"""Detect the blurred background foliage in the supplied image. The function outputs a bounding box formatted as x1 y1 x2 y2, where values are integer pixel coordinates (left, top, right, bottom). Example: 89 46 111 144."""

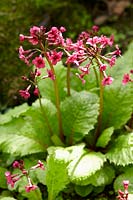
0 0 132 112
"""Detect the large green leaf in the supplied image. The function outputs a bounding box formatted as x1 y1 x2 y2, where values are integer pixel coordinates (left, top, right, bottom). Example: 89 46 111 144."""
106 132 133 166
82 164 115 187
102 85 133 130
0 103 28 125
0 99 57 156
61 91 99 142
46 147 70 200
68 150 105 185
38 62 67 104
102 42 133 130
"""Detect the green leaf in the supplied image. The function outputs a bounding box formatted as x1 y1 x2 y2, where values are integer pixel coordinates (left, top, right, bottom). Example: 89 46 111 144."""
0 167 8 189
0 99 56 156
70 63 98 92
61 91 99 142
38 62 67 104
75 185 93 197
46 147 70 200
84 164 115 187
102 42 133 130
0 103 28 125
102 85 133 130
68 151 105 185
106 132 133 166
114 166 133 194
96 127 114 148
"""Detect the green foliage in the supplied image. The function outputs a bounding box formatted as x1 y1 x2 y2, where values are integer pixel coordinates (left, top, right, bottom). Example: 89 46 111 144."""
83 165 115 187
46 147 70 200
75 185 93 197
68 151 105 185
0 99 57 156
0 167 7 189
38 62 67 104
61 91 99 142
106 133 133 166
96 127 114 148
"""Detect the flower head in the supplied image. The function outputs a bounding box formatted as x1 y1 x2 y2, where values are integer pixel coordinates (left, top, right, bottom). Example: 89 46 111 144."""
19 89 30 99
47 50 63 65
25 184 38 192
122 73 130 85
102 76 113 86
32 55 45 68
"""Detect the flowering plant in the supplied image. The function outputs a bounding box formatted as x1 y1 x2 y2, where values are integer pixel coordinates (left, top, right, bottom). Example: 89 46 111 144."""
0 25 133 200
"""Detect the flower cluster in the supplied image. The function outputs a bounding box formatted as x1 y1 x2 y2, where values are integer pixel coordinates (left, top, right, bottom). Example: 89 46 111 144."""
117 180 129 200
5 160 45 192
18 25 124 99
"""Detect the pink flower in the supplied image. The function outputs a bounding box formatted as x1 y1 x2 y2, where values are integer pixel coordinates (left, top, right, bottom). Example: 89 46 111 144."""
35 69 41 76
47 69 55 80
109 56 116 67
86 36 100 46
122 73 130 85
100 64 107 71
102 76 113 86
123 180 129 190
30 26 40 37
79 66 90 75
19 34 25 42
25 184 37 192
66 53 79 66
92 25 99 32
29 37 39 45
31 160 45 170
47 50 63 65
13 161 20 168
47 26 65 45
19 89 30 99
33 88 39 96
5 172 19 188
32 55 45 68
60 26 66 32
76 73 86 84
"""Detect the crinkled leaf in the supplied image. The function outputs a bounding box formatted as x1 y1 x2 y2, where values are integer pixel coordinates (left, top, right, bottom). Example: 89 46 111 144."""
61 91 99 142
102 42 133 130
0 99 57 156
84 165 115 187
114 166 133 194
46 147 70 200
38 62 67 104
106 133 133 166
0 103 28 125
68 151 105 185
96 127 114 148
102 85 133 130
75 185 93 197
